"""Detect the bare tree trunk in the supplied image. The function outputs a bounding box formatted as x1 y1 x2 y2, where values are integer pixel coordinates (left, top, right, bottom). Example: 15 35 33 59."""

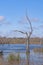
26 36 30 65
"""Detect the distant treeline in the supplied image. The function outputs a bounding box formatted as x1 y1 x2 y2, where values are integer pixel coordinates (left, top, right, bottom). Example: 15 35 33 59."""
0 37 43 44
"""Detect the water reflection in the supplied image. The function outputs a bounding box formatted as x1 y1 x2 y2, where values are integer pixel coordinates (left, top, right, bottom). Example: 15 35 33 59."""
0 44 43 65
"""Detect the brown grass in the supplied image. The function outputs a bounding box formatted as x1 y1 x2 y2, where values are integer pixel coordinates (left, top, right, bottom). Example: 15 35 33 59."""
0 37 43 44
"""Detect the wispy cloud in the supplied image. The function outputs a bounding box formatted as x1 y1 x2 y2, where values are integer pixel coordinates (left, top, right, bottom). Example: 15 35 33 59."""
18 16 40 25
3 22 11 26
30 18 40 22
18 16 27 24
0 16 5 22
0 16 11 26
39 25 43 28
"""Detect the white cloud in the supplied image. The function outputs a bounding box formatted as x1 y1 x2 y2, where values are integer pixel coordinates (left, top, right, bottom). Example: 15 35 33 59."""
0 16 5 22
0 16 11 26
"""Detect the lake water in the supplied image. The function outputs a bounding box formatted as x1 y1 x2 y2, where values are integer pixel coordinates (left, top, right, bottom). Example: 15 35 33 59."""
0 44 43 65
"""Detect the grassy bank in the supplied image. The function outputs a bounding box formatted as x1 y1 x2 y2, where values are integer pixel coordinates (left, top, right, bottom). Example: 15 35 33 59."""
0 37 43 44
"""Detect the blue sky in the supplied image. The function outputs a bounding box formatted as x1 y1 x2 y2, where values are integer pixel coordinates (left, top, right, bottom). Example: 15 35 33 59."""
0 0 43 38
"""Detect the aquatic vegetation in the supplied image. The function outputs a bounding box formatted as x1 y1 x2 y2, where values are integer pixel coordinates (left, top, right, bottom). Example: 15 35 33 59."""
7 53 20 65
7 53 20 61
8 54 16 61
33 48 43 53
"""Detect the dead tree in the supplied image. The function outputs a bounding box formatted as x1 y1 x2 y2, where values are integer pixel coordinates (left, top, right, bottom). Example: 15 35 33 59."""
26 11 33 65
14 12 33 65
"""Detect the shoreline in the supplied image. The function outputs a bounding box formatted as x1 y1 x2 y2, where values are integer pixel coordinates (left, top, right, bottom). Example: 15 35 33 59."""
0 37 43 44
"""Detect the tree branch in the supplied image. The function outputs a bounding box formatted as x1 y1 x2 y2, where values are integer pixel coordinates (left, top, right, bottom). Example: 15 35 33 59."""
26 11 33 37
14 30 28 36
